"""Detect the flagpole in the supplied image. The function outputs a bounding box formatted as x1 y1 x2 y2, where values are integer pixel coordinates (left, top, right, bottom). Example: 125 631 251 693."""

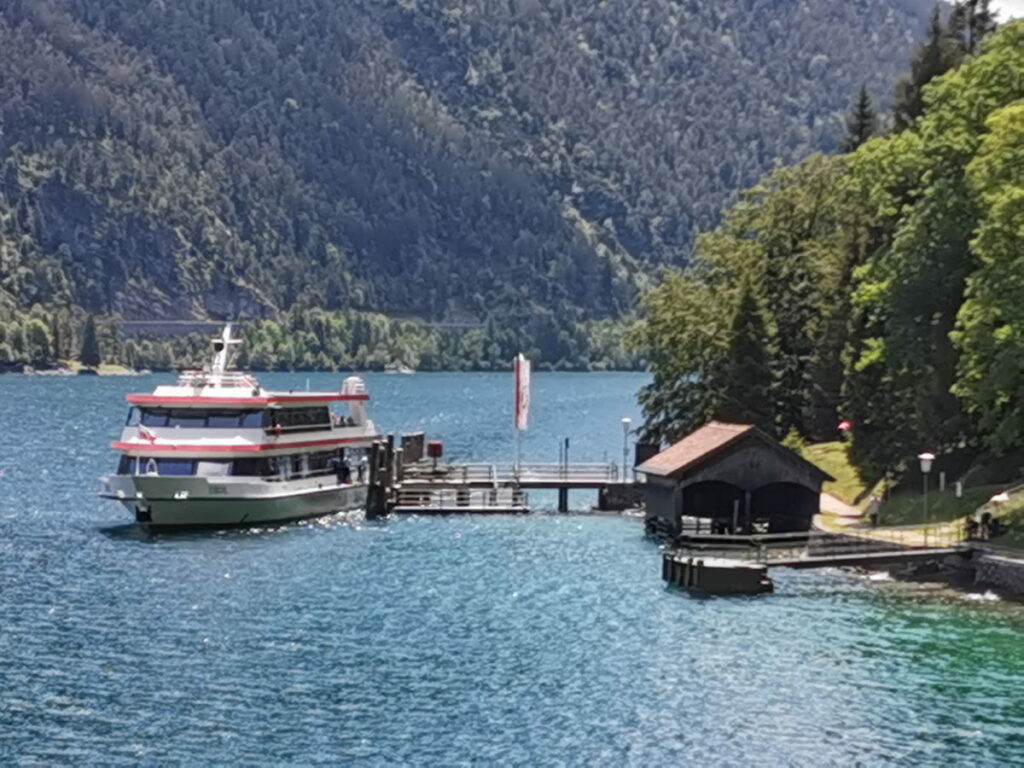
514 354 521 480
513 353 529 481
515 427 522 481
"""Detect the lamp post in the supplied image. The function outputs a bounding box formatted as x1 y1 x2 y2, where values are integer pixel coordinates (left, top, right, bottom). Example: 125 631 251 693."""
621 417 632 482
918 452 935 540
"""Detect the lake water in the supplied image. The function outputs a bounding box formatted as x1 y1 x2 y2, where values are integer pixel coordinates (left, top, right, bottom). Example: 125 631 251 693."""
1 372 1023 765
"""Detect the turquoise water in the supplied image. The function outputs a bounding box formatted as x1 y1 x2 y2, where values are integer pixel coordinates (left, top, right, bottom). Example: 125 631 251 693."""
1 372 1023 765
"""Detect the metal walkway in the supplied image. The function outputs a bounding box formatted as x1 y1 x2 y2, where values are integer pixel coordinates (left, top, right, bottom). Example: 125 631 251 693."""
670 526 973 570
767 546 968 568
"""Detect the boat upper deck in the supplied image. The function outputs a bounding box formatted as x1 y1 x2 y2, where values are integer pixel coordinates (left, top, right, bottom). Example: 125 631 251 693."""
126 389 370 407
111 326 379 457
126 370 370 408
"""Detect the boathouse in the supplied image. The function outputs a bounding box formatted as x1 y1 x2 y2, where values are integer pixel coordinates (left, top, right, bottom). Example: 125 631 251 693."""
638 421 833 539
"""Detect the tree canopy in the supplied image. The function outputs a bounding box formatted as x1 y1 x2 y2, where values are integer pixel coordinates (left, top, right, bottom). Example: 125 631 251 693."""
634 18 1024 481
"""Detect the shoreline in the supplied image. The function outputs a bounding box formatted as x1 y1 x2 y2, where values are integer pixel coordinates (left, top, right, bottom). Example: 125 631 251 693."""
1 366 648 376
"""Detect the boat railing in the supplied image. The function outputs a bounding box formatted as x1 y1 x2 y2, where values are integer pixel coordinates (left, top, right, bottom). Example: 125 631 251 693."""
177 370 259 388
264 422 334 435
261 467 362 483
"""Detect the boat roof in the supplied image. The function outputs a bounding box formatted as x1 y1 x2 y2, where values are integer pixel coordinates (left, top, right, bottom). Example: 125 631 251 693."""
123 326 371 408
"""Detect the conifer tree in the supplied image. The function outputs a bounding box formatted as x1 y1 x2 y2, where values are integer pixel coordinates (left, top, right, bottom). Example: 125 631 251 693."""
716 281 774 432
891 6 963 131
840 86 878 152
80 315 101 367
948 0 997 55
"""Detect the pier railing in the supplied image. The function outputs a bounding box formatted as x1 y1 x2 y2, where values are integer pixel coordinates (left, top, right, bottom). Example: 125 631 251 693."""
402 461 619 485
673 524 969 565
509 463 619 482
394 487 527 511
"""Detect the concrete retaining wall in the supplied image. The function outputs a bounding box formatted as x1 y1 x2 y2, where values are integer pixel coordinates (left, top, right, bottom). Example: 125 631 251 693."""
974 554 1024 595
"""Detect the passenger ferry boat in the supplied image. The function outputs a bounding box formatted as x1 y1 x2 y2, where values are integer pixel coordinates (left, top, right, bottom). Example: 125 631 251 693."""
99 326 379 529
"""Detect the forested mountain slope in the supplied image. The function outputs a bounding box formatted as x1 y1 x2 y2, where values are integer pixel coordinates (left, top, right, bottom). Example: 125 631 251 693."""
0 0 931 367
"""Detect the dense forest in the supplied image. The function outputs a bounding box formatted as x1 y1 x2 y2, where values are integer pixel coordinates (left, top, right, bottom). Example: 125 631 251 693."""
0 0 932 370
633 9 1024 481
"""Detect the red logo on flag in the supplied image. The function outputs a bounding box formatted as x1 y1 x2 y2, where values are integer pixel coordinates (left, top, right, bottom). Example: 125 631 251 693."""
138 425 158 443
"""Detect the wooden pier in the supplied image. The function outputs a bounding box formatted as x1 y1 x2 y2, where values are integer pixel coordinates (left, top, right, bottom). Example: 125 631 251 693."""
394 460 642 513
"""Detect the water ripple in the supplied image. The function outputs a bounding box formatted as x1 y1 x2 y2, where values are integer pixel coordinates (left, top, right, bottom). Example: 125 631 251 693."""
3 374 1024 765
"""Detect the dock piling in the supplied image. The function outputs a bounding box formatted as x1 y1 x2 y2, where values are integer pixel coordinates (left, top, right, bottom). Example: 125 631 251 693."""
557 487 569 513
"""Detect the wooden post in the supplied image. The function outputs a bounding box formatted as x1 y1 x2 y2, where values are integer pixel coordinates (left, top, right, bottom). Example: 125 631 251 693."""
558 487 569 513
365 440 389 519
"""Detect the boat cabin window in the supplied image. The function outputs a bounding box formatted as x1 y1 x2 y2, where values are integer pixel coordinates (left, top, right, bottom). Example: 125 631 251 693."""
271 407 332 431
138 408 267 428
141 458 195 476
119 449 356 479
232 457 275 477
196 460 231 476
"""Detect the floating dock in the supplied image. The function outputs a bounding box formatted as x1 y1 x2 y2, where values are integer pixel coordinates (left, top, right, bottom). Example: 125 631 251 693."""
662 553 773 595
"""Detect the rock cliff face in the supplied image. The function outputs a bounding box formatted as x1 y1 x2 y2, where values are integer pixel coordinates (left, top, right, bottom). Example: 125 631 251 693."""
0 0 932 331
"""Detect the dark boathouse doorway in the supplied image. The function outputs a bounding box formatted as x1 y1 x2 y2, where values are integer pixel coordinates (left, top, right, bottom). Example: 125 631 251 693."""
637 421 834 539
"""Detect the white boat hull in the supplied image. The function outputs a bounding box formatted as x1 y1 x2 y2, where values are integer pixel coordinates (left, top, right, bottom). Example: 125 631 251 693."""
100 474 368 529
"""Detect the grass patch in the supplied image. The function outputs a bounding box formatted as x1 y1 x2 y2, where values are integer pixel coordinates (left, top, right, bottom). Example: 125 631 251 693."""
877 484 1002 526
801 441 878 507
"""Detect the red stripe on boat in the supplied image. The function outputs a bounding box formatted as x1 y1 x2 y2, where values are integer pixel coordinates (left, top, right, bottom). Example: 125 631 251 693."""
125 394 369 405
111 436 368 453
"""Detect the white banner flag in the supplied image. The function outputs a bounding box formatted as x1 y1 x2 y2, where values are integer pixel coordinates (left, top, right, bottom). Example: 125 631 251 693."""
514 354 530 431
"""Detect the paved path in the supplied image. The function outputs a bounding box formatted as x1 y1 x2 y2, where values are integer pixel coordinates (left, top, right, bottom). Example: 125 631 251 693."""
814 509 966 548
819 493 862 527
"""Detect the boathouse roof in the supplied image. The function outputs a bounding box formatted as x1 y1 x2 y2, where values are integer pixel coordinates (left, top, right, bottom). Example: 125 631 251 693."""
636 421 834 482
